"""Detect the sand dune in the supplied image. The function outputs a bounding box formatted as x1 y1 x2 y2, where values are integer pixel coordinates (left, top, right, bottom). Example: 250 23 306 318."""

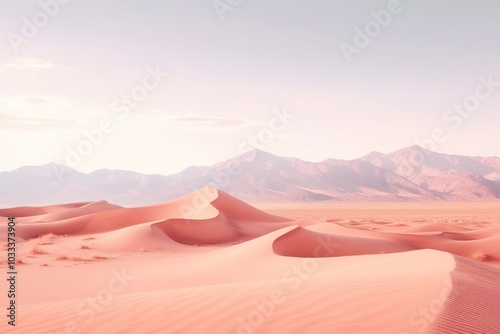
273 226 416 257
0 202 94 217
0 188 499 333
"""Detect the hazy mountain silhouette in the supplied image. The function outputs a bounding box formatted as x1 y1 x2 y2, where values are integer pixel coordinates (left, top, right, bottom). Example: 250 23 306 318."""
1 146 499 206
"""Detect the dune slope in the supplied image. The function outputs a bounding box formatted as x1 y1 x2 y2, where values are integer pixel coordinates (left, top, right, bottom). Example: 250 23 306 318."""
0 188 498 334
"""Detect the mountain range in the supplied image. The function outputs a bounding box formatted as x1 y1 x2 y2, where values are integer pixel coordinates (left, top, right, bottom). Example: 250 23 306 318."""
1 145 500 206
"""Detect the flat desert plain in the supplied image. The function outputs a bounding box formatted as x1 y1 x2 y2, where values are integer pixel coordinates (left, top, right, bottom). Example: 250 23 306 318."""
1 188 499 334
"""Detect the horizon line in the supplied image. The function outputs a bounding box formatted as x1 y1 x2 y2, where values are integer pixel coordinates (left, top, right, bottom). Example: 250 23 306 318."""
3 144 499 175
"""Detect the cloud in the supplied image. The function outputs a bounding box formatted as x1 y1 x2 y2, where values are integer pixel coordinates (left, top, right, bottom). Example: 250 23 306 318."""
3 58 55 70
0 95 73 114
0 116 79 131
0 95 79 130
135 112 264 132
172 115 251 128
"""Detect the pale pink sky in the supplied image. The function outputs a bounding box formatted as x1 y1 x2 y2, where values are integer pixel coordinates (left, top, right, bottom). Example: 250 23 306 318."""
1 0 499 174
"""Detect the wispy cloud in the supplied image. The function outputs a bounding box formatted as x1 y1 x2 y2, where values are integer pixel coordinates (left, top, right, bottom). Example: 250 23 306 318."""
0 95 72 114
0 116 79 131
0 95 80 130
3 58 55 70
171 114 258 130
134 111 264 132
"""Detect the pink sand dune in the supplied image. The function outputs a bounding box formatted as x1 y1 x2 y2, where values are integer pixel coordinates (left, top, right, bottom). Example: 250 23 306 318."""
273 226 416 257
1 188 499 334
7 250 500 334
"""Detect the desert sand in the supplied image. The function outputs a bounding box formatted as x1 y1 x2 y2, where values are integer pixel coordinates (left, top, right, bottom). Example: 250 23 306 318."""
0 187 499 333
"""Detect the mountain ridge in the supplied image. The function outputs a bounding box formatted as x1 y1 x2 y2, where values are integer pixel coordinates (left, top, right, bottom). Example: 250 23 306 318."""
1 146 500 206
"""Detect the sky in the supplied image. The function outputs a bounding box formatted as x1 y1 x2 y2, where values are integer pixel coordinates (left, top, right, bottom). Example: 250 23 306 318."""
1 0 499 175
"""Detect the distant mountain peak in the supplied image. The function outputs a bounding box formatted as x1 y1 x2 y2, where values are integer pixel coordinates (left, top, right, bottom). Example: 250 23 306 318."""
1 146 500 206
248 148 276 156
235 148 279 162
361 150 384 160
361 145 433 162
12 162 78 177
395 145 432 155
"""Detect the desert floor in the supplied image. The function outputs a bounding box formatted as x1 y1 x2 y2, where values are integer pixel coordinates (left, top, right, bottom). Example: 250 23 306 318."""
1 189 499 334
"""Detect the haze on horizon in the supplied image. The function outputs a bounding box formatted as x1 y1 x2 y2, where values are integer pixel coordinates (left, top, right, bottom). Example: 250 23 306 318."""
1 0 500 175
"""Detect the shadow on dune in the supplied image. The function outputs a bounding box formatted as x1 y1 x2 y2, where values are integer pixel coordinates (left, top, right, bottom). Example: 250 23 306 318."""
272 226 416 258
430 256 500 334
150 213 290 245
